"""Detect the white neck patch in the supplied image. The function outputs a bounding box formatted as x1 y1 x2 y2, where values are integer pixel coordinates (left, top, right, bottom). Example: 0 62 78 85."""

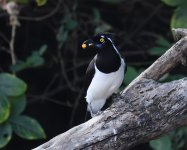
107 37 120 54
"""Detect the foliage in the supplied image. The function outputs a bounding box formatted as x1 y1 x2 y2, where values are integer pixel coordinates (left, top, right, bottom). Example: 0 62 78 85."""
0 1 48 145
17 0 30 4
123 66 140 85
11 116 46 140
92 8 112 34
0 73 46 148
10 0 48 6
150 135 172 150
0 123 12 148
150 128 186 150
36 0 48 6
124 36 179 85
161 0 187 28
10 45 47 72
57 15 77 49
148 36 186 81
148 36 172 56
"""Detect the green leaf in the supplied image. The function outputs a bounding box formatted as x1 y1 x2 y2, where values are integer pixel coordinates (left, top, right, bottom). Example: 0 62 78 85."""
57 26 68 48
160 73 185 82
61 15 77 31
38 45 47 55
170 128 186 150
161 0 185 6
124 66 139 85
149 47 166 56
171 6 187 28
10 45 47 72
0 123 12 148
0 94 10 123
10 95 26 116
155 37 171 48
92 8 101 24
0 73 27 96
11 116 46 140
36 0 47 6
148 37 171 56
10 60 28 72
150 136 172 150
95 23 112 34
26 51 45 67
56 15 77 48
65 18 77 30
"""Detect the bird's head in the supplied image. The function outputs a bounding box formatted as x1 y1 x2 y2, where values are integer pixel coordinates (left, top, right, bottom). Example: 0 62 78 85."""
82 33 114 51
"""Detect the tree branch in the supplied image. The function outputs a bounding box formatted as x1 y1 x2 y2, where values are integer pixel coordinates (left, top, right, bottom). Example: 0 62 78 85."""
33 28 187 150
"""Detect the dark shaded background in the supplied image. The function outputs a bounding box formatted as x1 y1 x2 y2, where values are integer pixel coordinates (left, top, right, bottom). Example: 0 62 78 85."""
0 0 178 149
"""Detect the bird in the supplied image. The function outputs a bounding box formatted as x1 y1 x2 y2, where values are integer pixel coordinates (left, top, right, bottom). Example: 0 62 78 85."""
82 33 127 117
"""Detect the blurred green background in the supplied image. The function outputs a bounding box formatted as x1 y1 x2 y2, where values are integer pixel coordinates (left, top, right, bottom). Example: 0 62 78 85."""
0 0 187 149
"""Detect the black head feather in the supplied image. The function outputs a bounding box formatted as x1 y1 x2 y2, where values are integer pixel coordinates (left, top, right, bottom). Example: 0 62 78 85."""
82 33 117 51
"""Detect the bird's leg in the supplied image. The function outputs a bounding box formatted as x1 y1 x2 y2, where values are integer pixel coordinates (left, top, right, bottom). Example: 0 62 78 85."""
96 110 102 115
111 93 121 103
112 92 120 98
89 103 102 117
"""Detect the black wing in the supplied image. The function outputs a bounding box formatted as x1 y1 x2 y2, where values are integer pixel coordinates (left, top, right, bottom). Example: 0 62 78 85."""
123 57 127 74
84 55 97 90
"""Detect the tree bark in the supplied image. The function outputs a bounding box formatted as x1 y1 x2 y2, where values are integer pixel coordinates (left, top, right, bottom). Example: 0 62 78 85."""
33 28 187 150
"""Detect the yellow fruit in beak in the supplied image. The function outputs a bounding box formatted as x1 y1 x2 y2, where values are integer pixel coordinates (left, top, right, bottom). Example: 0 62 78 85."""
82 43 87 49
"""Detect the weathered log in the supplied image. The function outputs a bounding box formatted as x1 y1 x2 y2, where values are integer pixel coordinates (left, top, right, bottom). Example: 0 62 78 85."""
33 28 187 150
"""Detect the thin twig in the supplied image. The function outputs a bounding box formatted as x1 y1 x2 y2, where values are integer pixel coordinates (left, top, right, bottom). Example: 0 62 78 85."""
69 88 84 127
41 73 60 101
28 95 72 108
119 4 163 49
9 24 16 65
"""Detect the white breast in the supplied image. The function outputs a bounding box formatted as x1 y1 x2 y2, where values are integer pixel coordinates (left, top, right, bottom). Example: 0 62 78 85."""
86 59 125 114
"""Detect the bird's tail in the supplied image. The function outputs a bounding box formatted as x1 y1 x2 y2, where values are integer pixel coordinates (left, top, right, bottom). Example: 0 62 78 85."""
84 111 89 122
84 106 91 121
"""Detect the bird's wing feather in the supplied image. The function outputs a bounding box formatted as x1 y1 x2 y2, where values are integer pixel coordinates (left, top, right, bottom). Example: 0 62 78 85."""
84 55 97 90
123 57 127 74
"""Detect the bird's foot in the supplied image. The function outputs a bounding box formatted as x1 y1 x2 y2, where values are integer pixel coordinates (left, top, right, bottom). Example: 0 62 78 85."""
91 113 97 118
91 110 102 118
111 93 122 102
96 110 103 116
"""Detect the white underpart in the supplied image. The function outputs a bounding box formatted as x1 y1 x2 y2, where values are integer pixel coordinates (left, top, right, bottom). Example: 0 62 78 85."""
86 59 125 116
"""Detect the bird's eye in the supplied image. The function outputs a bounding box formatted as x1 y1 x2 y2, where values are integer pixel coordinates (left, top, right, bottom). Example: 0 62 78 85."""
100 38 105 43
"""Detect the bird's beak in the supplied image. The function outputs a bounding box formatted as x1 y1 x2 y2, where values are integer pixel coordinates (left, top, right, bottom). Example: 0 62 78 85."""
82 39 94 49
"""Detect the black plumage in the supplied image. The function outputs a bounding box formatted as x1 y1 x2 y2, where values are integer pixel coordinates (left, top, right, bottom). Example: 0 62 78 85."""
84 56 96 91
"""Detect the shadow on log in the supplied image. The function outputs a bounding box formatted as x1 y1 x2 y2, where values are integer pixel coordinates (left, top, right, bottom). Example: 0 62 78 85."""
33 28 187 150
